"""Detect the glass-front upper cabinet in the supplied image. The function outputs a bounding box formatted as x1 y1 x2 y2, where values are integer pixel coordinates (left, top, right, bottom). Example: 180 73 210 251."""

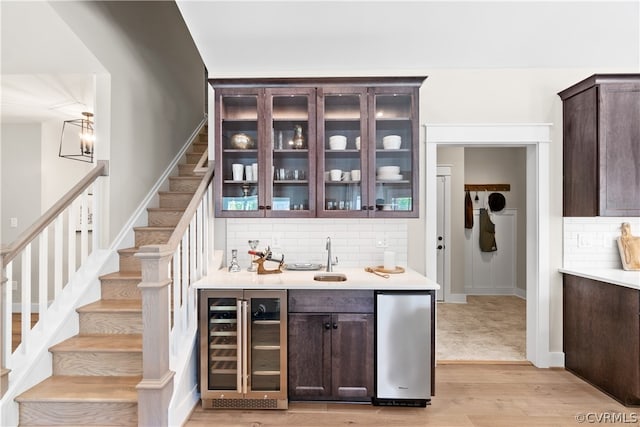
317 87 368 217
266 88 316 217
214 88 263 217
368 86 419 217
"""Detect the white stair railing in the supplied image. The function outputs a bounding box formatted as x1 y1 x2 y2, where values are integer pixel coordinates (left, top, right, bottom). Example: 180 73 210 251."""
0 161 108 396
136 159 213 427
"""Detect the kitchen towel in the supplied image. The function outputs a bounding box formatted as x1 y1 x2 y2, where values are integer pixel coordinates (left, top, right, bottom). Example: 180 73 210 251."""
465 190 474 229
479 208 497 252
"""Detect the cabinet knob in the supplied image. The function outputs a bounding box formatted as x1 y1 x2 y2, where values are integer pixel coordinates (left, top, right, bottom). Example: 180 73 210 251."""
361 206 368 211
324 322 331 330
368 206 374 210
259 205 265 210
437 245 443 250
332 322 338 329
265 205 272 210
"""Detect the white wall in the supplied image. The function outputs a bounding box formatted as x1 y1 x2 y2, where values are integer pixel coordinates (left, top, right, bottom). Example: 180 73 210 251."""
0 125 42 244
49 1 205 243
464 147 527 293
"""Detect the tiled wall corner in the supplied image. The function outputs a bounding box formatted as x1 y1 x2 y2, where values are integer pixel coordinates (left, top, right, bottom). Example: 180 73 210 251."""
225 218 408 270
563 217 640 269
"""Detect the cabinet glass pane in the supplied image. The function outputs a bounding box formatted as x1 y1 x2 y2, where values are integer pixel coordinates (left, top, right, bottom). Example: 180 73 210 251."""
207 297 239 390
221 95 259 212
374 94 413 212
272 95 311 211
250 297 282 391
323 94 363 211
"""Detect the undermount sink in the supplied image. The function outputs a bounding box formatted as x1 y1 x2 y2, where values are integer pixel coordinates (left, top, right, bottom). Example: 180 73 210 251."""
313 273 347 282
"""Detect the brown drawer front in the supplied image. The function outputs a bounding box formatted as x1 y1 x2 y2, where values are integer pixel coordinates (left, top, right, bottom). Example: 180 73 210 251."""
288 290 374 313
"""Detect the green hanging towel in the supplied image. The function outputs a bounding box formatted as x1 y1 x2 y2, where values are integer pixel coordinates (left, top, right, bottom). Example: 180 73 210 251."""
479 208 497 252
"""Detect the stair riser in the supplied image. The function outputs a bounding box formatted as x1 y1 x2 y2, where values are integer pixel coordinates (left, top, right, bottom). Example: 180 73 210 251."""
79 312 142 335
159 193 192 209
169 177 200 192
199 133 207 143
134 229 173 246
191 142 207 153
100 279 141 300
147 210 183 227
53 352 142 376
178 163 197 176
19 401 137 426
186 152 202 164
118 252 140 273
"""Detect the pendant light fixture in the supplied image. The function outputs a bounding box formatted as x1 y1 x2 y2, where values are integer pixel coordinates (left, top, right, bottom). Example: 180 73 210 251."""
59 111 94 163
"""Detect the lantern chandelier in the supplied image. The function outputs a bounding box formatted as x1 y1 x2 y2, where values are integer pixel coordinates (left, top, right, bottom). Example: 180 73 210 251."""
59 111 94 163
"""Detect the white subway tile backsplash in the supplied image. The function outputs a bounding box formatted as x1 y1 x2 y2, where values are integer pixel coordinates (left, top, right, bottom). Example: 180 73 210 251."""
225 218 408 269
563 217 640 269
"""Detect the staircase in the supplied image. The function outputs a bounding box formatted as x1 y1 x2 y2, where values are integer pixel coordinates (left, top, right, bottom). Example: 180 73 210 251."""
14 131 208 426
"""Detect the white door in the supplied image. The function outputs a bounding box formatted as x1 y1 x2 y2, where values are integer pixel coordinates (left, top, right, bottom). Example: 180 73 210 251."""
436 167 451 302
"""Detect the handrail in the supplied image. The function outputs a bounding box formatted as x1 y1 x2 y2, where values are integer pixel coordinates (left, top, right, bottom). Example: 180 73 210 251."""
1 160 108 266
138 160 213 256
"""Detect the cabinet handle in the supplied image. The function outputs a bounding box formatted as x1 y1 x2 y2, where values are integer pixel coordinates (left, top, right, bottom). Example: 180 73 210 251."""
361 206 368 211
332 322 338 329
324 322 331 330
259 206 265 210
368 206 375 211
265 205 272 210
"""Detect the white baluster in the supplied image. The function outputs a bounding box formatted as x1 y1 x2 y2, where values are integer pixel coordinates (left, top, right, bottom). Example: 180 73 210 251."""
39 230 48 320
21 245 32 355
4 263 13 364
67 202 77 286
54 215 63 298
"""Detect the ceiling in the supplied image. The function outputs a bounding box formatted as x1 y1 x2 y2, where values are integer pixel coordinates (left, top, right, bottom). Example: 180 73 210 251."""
176 1 640 77
1 1 638 125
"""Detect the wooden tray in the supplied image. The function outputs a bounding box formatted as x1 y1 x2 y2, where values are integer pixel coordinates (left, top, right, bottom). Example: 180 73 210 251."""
373 265 405 274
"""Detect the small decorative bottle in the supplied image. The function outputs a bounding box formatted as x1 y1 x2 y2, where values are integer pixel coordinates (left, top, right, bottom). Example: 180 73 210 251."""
292 125 305 149
228 249 241 272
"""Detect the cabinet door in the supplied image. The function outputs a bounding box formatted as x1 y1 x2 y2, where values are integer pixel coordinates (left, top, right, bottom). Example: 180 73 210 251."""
246 290 288 401
288 313 332 399
266 88 316 217
368 86 419 217
599 84 640 216
215 88 265 217
331 313 374 401
317 87 369 217
199 290 244 399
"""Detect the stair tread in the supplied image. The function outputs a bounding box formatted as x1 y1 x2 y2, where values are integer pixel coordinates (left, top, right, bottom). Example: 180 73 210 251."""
16 375 140 402
77 299 141 313
50 334 142 352
117 247 139 254
169 175 201 180
158 190 195 195
147 207 186 212
99 271 141 281
132 225 175 231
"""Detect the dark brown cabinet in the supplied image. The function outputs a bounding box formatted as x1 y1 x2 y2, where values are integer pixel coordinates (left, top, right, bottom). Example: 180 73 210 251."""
559 74 640 217
287 290 374 402
563 274 640 406
211 77 426 218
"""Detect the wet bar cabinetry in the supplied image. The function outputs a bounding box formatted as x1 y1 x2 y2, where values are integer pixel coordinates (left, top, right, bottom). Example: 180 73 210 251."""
563 274 640 406
199 290 288 409
559 74 640 217
287 290 374 402
211 77 426 218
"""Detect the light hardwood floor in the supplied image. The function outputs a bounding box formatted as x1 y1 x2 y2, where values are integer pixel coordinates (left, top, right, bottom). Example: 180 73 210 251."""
186 364 631 427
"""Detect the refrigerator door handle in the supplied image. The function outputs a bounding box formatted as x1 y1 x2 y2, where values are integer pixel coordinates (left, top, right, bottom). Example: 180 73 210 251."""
241 300 249 395
236 300 243 393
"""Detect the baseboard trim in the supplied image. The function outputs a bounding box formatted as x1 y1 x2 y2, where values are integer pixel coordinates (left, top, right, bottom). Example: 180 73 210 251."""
444 293 467 303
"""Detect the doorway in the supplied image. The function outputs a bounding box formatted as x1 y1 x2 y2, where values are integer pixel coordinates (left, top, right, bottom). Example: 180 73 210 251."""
425 124 552 367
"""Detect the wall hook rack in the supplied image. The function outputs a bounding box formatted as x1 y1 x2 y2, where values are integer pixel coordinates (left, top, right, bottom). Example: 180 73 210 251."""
464 184 511 192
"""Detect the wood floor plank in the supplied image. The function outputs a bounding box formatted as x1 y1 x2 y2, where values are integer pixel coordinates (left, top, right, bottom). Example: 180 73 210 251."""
184 364 632 427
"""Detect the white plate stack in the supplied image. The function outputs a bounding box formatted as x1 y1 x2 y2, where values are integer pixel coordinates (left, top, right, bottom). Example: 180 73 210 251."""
377 165 402 181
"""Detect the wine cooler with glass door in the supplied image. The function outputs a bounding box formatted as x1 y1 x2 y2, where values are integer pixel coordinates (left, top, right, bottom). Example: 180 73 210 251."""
199 289 288 409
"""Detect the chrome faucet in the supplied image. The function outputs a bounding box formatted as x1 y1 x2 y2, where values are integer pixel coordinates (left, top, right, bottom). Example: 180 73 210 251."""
326 237 333 272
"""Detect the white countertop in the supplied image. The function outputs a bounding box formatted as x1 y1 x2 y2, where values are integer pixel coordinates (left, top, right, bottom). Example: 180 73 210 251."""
559 267 640 290
195 252 439 291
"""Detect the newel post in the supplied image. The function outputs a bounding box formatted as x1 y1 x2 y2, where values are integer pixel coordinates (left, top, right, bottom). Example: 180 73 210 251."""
135 246 175 427
0 250 10 397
